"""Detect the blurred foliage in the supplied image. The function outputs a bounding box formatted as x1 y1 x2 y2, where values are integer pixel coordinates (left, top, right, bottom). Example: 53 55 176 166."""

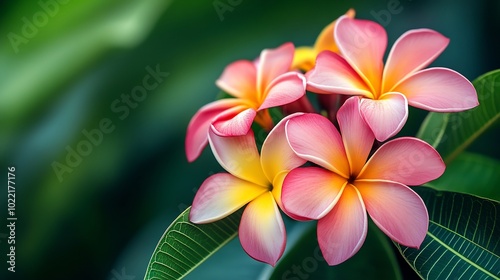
0 0 498 279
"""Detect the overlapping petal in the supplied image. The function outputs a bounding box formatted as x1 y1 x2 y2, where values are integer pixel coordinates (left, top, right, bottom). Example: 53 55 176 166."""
355 180 428 247
286 113 350 177
259 72 306 110
282 167 347 220
215 60 257 100
358 137 445 185
260 112 309 219
208 128 268 186
383 29 449 92
317 185 367 265
270 171 309 221
291 9 355 71
190 173 268 223
394 68 479 112
335 16 386 94
239 192 286 266
306 51 373 97
292 47 316 71
337 97 375 176
313 10 354 54
261 113 306 183
359 92 408 141
211 106 256 137
185 99 247 162
312 18 338 54
257 43 295 100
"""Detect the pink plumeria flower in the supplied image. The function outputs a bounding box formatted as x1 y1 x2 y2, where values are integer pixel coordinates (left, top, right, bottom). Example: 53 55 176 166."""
282 97 445 265
307 16 478 141
189 114 306 266
185 43 307 162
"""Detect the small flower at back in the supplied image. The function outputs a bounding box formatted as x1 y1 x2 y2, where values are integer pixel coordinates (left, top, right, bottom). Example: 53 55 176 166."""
189 114 306 266
282 97 445 265
292 9 356 72
185 43 306 162
307 16 478 141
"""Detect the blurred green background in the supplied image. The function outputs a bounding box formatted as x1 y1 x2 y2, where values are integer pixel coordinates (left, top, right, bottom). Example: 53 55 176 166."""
0 0 498 279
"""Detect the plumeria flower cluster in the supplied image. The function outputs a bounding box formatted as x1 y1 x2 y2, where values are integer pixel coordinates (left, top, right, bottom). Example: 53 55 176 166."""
186 10 478 266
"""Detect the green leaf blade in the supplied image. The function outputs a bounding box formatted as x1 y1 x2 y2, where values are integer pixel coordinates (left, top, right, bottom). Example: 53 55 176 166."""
144 207 242 280
416 112 450 148
416 69 500 164
426 152 500 201
396 187 500 280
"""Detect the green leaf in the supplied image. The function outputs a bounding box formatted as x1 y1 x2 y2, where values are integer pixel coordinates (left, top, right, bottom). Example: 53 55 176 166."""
416 69 500 164
396 187 500 280
184 238 265 280
426 152 500 201
416 112 450 148
263 221 403 280
144 207 242 280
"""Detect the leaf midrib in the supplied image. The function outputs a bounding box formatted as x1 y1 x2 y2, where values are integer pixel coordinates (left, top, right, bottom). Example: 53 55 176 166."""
144 207 241 280
427 221 498 279
444 111 500 164
147 229 238 280
429 220 499 259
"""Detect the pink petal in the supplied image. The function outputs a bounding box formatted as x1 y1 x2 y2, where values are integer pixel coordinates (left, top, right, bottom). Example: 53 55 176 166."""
211 107 256 137
286 113 350 178
317 185 367 265
359 92 408 142
355 180 428 248
335 17 386 94
208 127 269 187
394 68 479 112
189 173 267 223
216 60 257 100
337 96 375 176
239 192 286 266
282 167 347 219
259 72 306 110
260 113 307 183
313 9 356 54
383 29 449 92
185 99 245 162
357 137 445 185
306 51 373 98
257 43 295 100
270 171 310 221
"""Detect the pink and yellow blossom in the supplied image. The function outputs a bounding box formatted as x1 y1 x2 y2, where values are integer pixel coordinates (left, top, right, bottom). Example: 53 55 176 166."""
189 114 306 266
306 16 478 141
185 43 307 162
282 97 445 265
